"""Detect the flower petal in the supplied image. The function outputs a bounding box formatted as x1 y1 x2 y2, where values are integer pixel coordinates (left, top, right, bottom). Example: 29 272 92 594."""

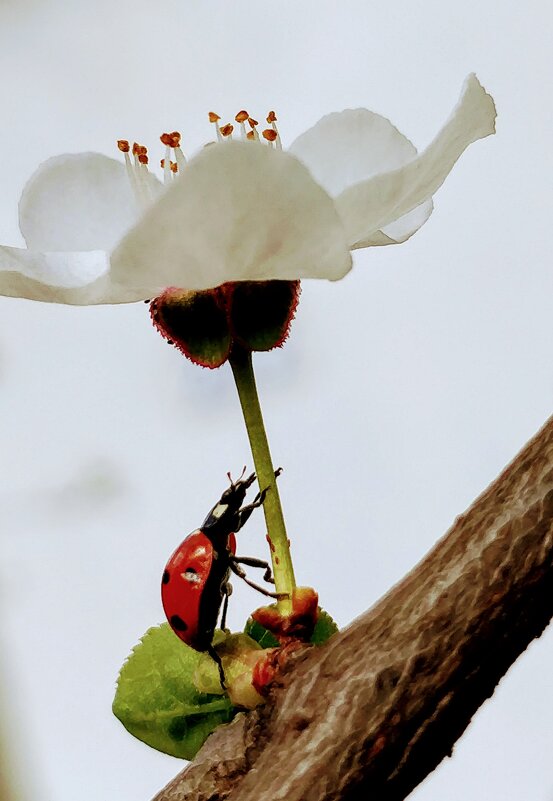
0 245 139 304
111 141 352 292
19 153 160 252
290 107 422 197
289 106 434 246
335 74 496 249
352 201 434 249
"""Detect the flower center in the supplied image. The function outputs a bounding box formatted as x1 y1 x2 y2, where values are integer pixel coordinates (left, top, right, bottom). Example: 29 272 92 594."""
116 110 282 208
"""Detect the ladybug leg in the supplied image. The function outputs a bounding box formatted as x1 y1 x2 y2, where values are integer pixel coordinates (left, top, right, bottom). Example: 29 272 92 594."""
229 558 288 599
250 467 283 506
232 555 275 584
235 468 283 533
220 582 233 632
207 644 226 690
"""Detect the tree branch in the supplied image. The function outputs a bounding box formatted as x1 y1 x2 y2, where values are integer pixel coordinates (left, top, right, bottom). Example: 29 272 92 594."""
153 414 553 801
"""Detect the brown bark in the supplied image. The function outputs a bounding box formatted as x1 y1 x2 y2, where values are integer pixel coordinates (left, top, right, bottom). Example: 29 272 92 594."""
153 415 553 801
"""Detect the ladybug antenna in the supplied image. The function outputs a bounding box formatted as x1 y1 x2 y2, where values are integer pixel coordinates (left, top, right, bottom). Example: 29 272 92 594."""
227 466 248 488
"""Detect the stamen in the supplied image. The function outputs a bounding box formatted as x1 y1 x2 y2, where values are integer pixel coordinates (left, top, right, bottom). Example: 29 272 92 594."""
235 110 249 139
266 111 282 150
248 117 260 142
118 139 139 199
220 123 234 139
209 112 223 142
160 131 186 182
131 142 155 204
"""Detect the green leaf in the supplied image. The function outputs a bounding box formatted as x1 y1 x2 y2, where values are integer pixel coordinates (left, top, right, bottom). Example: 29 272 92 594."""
310 609 339 645
113 623 235 759
244 607 339 648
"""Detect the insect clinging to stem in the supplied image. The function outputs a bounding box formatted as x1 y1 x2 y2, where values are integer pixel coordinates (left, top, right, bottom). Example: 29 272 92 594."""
161 468 285 687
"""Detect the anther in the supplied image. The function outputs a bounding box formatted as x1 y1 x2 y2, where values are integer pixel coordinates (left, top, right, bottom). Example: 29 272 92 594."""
220 123 234 138
132 142 146 156
235 110 250 139
160 131 181 149
117 140 130 153
138 153 149 165
247 117 260 141
265 111 281 150
160 159 179 173
262 129 278 142
209 112 223 142
247 131 255 140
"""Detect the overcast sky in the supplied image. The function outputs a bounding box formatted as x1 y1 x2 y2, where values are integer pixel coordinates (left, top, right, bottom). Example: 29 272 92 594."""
1 1 552 800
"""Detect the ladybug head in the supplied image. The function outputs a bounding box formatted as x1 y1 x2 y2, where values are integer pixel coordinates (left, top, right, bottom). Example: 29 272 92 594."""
222 469 256 506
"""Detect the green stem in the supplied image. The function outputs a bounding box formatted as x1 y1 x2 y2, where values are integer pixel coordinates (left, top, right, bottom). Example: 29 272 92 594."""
229 346 295 613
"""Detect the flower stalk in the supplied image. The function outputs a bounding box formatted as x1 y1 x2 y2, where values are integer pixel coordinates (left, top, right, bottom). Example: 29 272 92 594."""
229 346 295 613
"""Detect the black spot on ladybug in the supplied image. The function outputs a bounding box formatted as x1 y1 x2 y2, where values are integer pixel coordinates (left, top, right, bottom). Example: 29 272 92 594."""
167 340 174 345
170 615 188 632
162 570 170 584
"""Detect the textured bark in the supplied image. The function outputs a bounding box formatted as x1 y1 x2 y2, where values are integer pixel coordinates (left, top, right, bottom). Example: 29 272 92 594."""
153 415 553 801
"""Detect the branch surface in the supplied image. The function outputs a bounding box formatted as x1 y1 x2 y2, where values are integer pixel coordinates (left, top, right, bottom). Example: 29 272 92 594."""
153 415 553 801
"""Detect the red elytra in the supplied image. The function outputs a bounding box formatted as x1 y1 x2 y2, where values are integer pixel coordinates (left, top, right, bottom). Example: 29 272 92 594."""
161 529 237 650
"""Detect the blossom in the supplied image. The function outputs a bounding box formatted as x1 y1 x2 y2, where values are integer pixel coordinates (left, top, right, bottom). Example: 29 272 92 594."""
0 74 495 306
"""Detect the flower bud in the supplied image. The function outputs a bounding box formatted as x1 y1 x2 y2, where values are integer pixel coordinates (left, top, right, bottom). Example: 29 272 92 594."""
252 586 319 643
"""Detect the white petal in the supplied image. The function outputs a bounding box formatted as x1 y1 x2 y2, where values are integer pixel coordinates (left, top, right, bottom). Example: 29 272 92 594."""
19 153 160 252
111 141 352 291
290 107 422 197
353 200 434 249
0 246 153 305
290 107 433 245
0 245 117 303
335 74 497 249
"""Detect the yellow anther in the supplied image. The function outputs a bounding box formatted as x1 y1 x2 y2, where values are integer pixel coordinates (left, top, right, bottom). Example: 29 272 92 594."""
235 110 249 123
262 128 278 142
246 131 255 140
117 139 130 153
208 112 221 123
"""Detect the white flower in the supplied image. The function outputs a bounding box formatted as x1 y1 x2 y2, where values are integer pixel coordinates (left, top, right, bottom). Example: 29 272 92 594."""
0 74 495 305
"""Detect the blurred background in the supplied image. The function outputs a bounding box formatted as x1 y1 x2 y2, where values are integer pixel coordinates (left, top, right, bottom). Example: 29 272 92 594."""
0 1 552 799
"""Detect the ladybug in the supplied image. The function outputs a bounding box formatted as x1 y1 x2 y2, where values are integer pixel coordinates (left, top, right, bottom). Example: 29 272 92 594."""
161 469 282 687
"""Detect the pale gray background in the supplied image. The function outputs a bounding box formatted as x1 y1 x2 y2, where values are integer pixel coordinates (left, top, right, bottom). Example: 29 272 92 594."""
0 1 552 799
